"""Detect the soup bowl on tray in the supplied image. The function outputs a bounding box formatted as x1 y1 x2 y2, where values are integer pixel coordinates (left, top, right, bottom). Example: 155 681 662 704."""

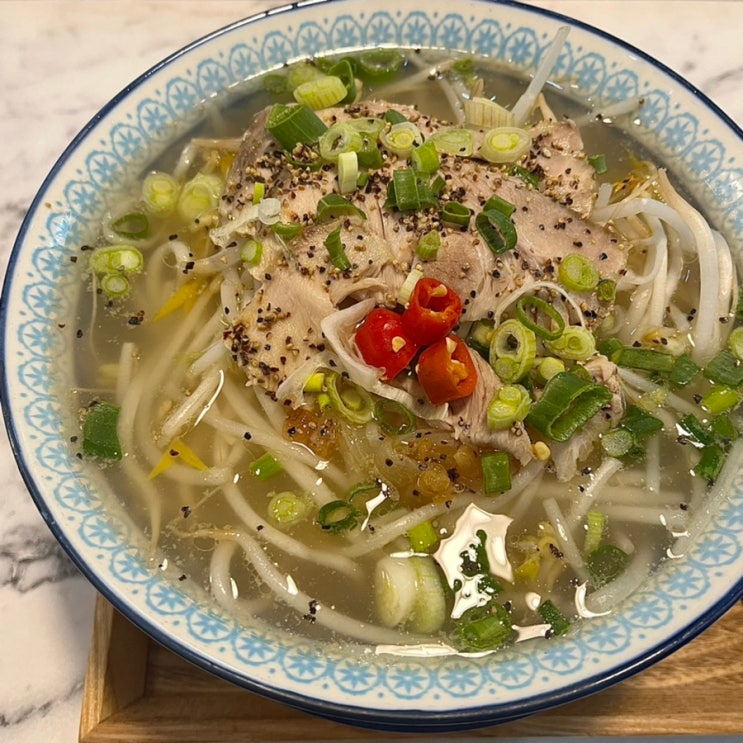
2 0 743 732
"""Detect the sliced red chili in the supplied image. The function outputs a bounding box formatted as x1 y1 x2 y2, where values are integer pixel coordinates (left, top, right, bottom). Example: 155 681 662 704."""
417 334 478 405
355 308 419 381
402 277 462 346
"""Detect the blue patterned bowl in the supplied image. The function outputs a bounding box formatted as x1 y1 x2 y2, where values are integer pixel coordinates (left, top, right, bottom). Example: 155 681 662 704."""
2 0 742 731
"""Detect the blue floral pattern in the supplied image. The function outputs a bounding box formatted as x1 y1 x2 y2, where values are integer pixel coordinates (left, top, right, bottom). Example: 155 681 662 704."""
3 0 742 727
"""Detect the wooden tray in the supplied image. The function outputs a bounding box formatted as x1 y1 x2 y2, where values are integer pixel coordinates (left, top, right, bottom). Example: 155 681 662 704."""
78 594 743 741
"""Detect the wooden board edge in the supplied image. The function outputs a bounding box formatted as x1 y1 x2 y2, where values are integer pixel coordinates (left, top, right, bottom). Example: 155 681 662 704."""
79 595 151 742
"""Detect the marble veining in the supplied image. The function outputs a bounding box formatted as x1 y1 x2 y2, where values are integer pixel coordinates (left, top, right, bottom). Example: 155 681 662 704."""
0 2 740 741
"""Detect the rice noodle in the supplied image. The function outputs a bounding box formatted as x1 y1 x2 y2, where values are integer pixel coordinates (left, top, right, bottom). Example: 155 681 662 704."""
209 540 270 616
671 438 743 558
340 461 546 559
159 367 224 444
222 483 356 575
543 497 590 582
584 543 653 614
565 456 624 528
225 531 419 645
601 504 688 530
656 170 723 363
115 342 138 406
490 280 586 328
512 26 570 126
617 367 700 416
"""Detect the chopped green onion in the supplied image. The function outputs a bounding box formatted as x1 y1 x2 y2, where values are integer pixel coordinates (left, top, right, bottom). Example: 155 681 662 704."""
373 398 415 435
271 221 304 240
710 414 739 445
319 121 363 162
587 544 629 586
679 413 716 447
616 346 675 374
510 164 540 188
620 405 663 441
110 212 149 240
483 194 516 218
398 266 423 305
90 245 144 276
451 603 515 652
357 49 404 81
82 401 122 460
704 349 743 387
325 372 373 424
486 384 531 431
583 510 606 555
429 128 475 157
411 140 440 174
537 599 571 636
597 337 624 362
588 154 608 175
596 278 616 303
349 117 385 137
441 201 472 228
526 371 613 442
467 320 494 358
544 326 597 361
337 151 359 194
268 491 308 527
694 444 726 482
668 354 699 387
324 225 350 270
266 103 328 150
292 75 348 111
376 555 446 632
357 137 384 169
480 127 532 164
729 327 743 360
240 239 263 265
536 356 566 382
481 451 512 494
249 452 283 481
99 273 131 299
327 58 357 104
476 208 517 254
391 168 420 211
702 386 742 415
408 520 439 552
375 556 416 627
490 319 537 383
380 121 424 159
316 193 366 222
317 499 359 533
177 173 223 222
463 96 515 129
416 230 442 260
384 109 408 125
141 172 180 216
303 371 325 393
558 253 600 292
346 481 383 505
253 182 265 203
262 72 289 95
600 427 635 458
286 62 325 90
515 295 565 341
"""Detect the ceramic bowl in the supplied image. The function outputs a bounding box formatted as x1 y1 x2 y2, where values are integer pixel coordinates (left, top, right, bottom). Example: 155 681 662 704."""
2 0 742 732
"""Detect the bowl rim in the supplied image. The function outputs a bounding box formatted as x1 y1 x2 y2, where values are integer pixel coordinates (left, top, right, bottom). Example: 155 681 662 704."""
2 0 743 731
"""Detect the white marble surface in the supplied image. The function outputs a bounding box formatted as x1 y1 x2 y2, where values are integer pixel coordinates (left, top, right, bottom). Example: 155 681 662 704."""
0 1 741 741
